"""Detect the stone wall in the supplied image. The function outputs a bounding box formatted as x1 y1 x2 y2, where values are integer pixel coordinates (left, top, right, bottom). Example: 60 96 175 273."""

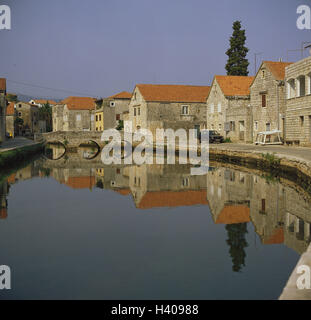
251 62 286 141
285 56 311 146
0 93 6 143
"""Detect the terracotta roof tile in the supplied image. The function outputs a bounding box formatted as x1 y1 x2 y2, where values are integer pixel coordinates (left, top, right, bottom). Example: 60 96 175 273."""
108 91 132 99
137 190 209 209
216 205 250 224
0 78 6 91
215 75 254 96
61 96 96 111
263 61 293 80
6 102 15 115
31 99 57 105
115 188 131 196
136 84 211 103
262 227 284 245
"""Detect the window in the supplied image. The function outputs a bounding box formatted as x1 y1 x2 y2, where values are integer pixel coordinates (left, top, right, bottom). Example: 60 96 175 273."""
218 124 222 131
266 123 271 131
300 116 304 126
262 70 265 79
210 103 214 114
99 114 102 121
262 94 266 108
298 75 306 97
138 108 140 116
96 115 98 121
217 103 221 113
181 105 189 115
19 104 22 108
76 114 81 121
18 112 22 117
134 108 136 116
254 121 258 131
110 101 115 107
261 199 266 213
229 121 235 131
116 114 120 120
287 79 296 99
182 178 189 187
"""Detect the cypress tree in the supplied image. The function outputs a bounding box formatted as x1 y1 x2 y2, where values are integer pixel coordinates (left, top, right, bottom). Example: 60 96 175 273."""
225 21 249 76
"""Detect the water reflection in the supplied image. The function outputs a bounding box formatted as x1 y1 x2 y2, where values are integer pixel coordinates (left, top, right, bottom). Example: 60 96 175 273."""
1 144 311 298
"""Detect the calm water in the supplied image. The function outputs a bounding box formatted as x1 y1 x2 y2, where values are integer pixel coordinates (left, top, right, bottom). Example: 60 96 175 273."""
0 144 309 300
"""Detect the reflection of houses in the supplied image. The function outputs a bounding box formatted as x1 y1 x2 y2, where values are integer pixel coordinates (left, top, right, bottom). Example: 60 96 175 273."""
128 164 207 209
52 96 96 132
206 76 254 142
206 167 251 224
95 166 130 192
0 180 8 219
206 165 311 254
0 78 7 143
128 84 210 137
285 56 311 146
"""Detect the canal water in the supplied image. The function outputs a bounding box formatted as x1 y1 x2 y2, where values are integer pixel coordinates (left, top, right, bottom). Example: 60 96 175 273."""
0 144 309 300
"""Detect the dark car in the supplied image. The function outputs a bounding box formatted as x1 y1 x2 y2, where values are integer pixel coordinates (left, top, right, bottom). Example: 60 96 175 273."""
199 130 224 144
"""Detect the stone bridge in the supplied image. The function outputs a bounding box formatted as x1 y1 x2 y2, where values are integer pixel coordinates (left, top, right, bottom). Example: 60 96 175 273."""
36 131 121 149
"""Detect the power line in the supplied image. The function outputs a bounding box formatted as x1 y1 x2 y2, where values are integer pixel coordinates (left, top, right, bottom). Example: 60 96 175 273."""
6 78 101 97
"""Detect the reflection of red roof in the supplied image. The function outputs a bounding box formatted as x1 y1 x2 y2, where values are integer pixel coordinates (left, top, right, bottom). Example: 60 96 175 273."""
263 227 284 245
7 173 16 184
64 176 95 189
115 189 131 196
216 205 250 224
138 190 208 209
0 208 7 219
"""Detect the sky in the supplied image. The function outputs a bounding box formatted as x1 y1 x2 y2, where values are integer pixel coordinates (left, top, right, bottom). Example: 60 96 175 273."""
0 0 310 99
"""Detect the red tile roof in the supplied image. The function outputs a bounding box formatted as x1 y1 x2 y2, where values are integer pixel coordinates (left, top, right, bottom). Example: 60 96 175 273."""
136 84 211 103
216 205 250 224
263 61 293 80
108 91 132 99
61 96 96 110
6 102 15 115
137 190 209 209
0 78 6 91
215 75 254 96
31 99 57 105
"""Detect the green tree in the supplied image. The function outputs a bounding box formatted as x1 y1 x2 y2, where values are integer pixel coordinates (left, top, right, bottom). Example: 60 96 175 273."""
39 102 52 132
7 93 19 103
225 21 249 76
225 223 248 272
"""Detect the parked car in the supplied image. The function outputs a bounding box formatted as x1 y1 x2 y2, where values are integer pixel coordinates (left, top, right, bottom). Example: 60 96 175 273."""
199 130 224 143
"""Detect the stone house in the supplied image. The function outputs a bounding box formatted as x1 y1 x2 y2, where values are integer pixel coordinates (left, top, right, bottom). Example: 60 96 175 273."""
107 91 132 125
94 98 115 132
15 102 40 135
0 78 7 144
206 76 254 142
250 61 293 142
52 96 96 132
128 84 210 139
285 56 311 146
6 102 15 138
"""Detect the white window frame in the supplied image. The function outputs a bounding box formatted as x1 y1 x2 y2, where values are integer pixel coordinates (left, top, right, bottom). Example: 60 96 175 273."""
210 103 214 114
76 114 81 122
181 105 189 115
217 102 221 113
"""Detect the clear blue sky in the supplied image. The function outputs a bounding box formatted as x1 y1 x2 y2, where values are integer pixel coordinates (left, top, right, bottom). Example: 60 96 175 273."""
0 0 310 98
